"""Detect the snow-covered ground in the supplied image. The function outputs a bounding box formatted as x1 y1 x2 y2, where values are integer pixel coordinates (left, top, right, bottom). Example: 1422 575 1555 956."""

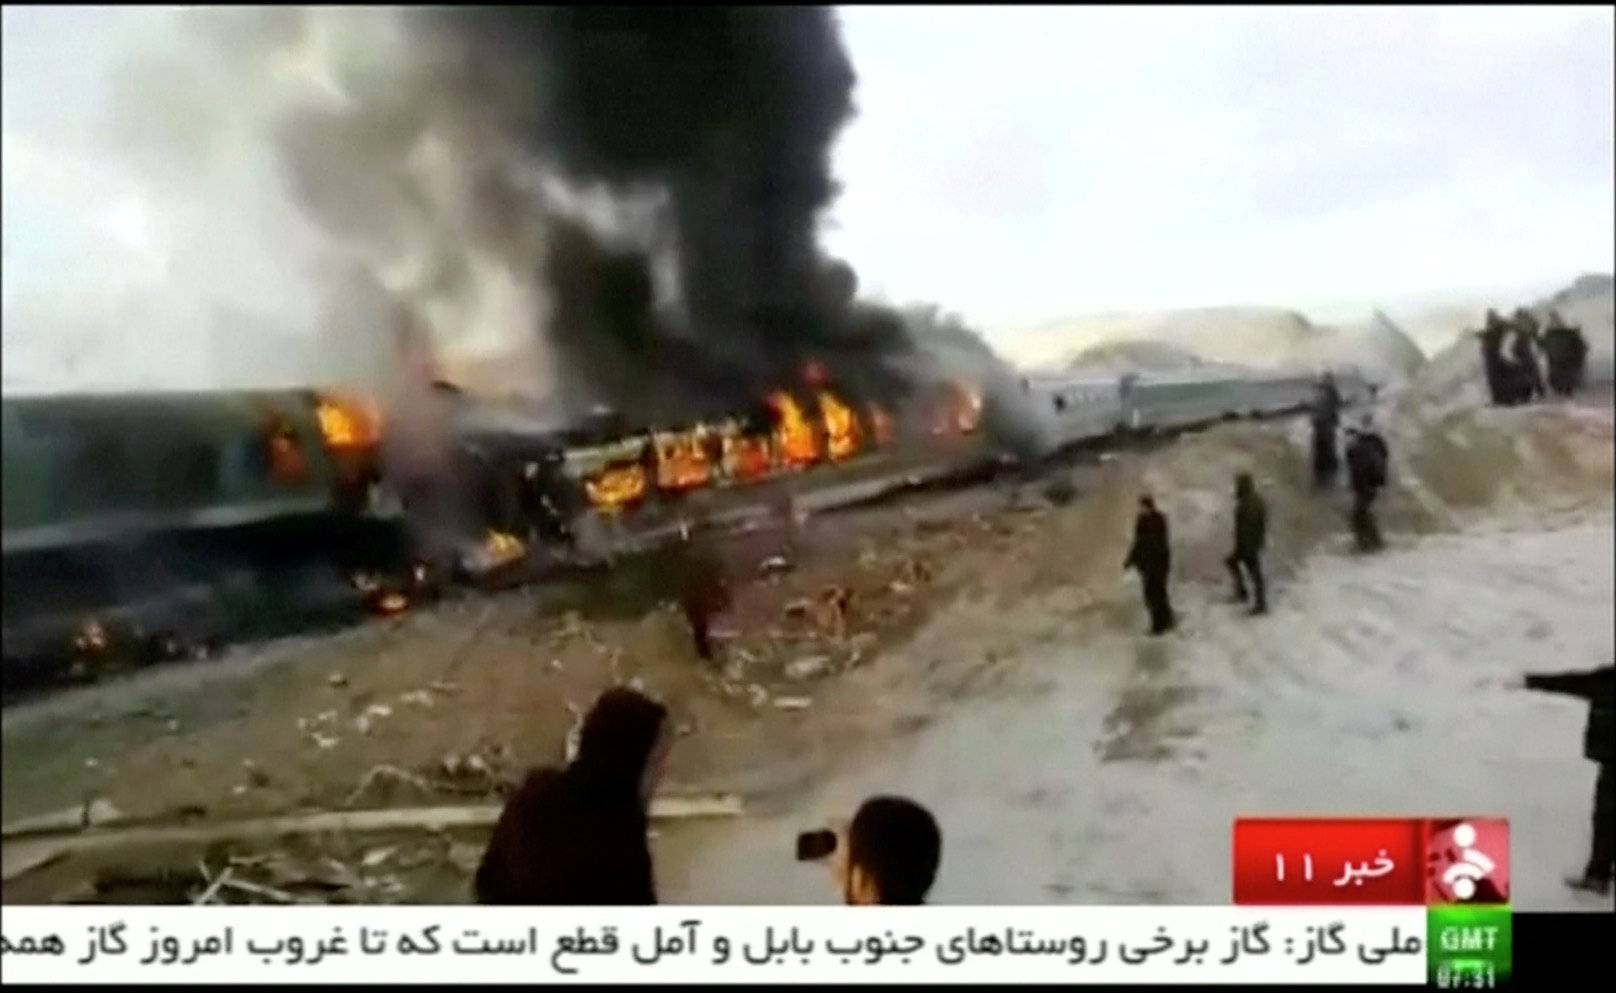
656 517 1615 910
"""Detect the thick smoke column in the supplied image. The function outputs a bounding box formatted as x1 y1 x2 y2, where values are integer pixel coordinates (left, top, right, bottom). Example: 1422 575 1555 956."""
8 9 1029 442
443 7 915 418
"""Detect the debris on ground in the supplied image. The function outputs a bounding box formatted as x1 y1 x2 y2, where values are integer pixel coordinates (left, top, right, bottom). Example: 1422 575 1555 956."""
327 672 349 688
397 689 435 709
2 798 125 839
785 655 830 681
773 696 812 711
345 765 433 807
360 846 397 869
759 555 793 577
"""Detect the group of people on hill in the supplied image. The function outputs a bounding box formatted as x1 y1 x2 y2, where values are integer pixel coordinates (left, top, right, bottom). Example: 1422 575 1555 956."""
1479 307 1590 406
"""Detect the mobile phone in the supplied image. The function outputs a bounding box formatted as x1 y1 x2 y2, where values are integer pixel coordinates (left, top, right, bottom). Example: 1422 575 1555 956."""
795 829 837 862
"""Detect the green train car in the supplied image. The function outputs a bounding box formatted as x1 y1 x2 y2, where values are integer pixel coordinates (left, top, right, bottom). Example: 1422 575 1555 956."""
1 389 400 687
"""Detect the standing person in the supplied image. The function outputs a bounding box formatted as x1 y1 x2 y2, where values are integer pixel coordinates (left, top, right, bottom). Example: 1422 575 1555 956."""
475 687 672 904
1510 308 1545 402
1344 418 1389 552
1310 374 1342 488
675 511 731 663
1478 310 1509 405
821 796 943 905
1225 473 1269 615
1542 310 1590 399
1523 665 1613 895
1124 495 1175 635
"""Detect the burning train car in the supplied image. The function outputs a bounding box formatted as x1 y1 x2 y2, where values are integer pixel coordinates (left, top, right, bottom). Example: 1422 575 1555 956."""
0 389 402 687
0 372 982 687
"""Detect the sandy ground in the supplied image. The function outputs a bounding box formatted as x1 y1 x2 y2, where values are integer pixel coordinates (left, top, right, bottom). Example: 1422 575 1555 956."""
3 397 1611 907
655 519 1615 910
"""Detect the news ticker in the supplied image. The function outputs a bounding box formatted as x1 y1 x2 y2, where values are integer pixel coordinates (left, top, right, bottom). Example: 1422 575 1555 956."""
3 906 1433 984
0 817 1515 986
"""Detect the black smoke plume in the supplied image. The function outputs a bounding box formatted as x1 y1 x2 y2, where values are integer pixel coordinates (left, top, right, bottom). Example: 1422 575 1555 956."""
443 7 916 419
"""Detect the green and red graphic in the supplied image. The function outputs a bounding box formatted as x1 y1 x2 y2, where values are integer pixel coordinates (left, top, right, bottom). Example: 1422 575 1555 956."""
1233 816 1512 988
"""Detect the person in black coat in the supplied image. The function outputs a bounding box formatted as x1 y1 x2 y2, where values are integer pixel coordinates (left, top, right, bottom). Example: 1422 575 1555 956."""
1310 374 1343 488
475 687 672 905
1225 473 1268 615
1510 308 1546 402
1477 310 1509 405
1124 495 1175 635
1344 419 1389 552
1524 665 1614 895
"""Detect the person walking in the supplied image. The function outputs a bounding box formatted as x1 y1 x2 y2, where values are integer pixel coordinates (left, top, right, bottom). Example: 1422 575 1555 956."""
1225 473 1269 615
1124 494 1175 635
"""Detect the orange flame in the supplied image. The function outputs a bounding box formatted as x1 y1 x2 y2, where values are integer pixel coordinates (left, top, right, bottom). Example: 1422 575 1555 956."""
722 430 774 481
586 463 649 512
819 390 860 461
869 405 895 448
768 391 820 469
653 429 714 492
315 394 381 450
956 383 984 434
482 529 527 569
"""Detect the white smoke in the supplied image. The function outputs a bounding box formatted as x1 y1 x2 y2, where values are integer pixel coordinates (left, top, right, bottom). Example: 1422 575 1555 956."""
1 7 666 403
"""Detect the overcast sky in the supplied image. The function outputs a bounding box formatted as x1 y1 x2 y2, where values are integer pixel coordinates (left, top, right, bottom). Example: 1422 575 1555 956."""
823 5 1615 332
2 6 1613 391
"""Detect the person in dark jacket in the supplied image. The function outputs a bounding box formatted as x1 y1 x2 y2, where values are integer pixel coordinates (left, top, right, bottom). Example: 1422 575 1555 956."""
673 513 731 662
1542 310 1591 399
1310 377 1341 488
1344 419 1389 552
1477 310 1509 406
1510 308 1546 402
1524 665 1614 895
1124 495 1175 635
475 687 672 905
1225 473 1269 615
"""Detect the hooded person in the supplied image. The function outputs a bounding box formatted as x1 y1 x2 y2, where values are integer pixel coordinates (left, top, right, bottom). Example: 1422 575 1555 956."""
475 687 672 905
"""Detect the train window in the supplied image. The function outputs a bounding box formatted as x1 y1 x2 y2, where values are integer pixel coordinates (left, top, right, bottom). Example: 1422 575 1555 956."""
149 439 221 505
63 434 126 516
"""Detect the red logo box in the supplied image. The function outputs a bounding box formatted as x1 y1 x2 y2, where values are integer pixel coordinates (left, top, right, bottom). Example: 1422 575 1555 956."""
1233 818 1425 905
1424 817 1510 904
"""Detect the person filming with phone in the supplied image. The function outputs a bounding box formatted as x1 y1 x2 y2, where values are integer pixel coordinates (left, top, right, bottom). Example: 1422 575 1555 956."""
798 795 942 905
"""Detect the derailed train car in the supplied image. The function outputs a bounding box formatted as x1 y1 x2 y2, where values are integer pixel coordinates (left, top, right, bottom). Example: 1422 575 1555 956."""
1 389 400 683
1016 365 1371 458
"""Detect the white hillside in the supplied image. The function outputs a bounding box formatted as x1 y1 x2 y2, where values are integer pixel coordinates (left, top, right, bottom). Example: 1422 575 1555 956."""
1001 305 1425 382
